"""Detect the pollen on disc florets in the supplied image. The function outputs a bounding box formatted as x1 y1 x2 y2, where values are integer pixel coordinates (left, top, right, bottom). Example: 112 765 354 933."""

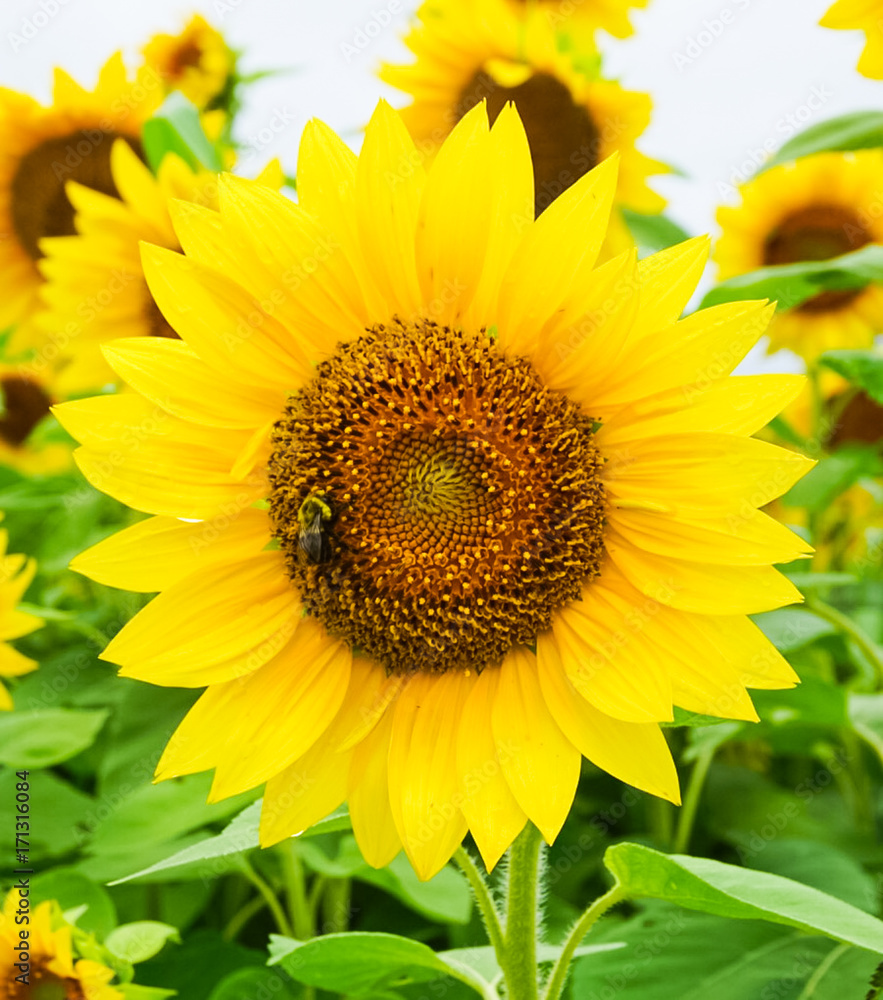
268 318 606 676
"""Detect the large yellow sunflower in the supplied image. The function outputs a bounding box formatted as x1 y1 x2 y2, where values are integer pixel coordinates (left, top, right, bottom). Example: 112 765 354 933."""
715 150 883 359
0 521 40 710
33 140 282 394
821 0 883 78
142 14 235 111
0 54 161 333
0 890 121 999
58 101 811 881
380 0 665 254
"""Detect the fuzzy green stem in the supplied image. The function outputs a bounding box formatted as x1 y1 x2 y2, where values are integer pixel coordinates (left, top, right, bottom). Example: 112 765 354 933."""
541 883 626 1000
807 596 883 687
503 823 544 1000
239 858 292 938
673 745 715 855
453 847 507 966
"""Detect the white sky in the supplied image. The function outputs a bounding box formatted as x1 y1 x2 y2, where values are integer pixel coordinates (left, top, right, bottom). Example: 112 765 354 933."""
1 0 881 374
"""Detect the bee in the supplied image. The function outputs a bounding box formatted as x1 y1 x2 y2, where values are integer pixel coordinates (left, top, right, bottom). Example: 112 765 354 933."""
297 495 333 564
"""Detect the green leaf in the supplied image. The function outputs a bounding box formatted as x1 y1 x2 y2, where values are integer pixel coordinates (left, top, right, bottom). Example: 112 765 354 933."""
142 93 222 173
438 942 625 985
0 708 108 767
752 607 836 651
744 838 878 913
105 922 181 964
359 853 472 925
781 446 882 511
0 770 93 858
110 801 350 884
764 111 883 171
819 350 883 405
118 987 178 1000
31 869 117 938
784 572 858 590
207 968 303 1000
604 843 883 952
621 208 691 255
849 693 883 766
699 244 883 312
572 902 880 999
269 932 486 994
663 707 740 729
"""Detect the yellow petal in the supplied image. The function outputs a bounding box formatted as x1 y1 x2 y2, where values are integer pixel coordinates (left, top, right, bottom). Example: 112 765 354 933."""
496 155 619 356
258 655 386 846
348 707 402 868
537 644 681 804
71 508 272 592
105 552 301 687
388 671 473 881
456 667 527 871
633 236 710 334
491 648 580 843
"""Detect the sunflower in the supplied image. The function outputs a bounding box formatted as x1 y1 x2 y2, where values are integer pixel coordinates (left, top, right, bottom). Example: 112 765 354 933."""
0 365 70 475
58 101 811 881
0 521 40 710
503 0 649 41
142 14 235 111
821 0 883 79
715 150 883 360
32 140 281 394
0 54 161 333
380 0 665 253
0 890 122 999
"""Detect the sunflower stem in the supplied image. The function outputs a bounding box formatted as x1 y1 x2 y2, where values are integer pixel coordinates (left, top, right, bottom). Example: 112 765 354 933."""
278 842 314 940
501 823 543 1000
541 882 626 1000
673 744 715 855
453 847 506 966
807 596 883 687
320 877 351 934
239 858 292 938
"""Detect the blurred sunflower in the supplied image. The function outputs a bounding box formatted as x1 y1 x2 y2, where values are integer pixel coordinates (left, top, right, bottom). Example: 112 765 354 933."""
59 102 810 881
0 54 160 332
715 150 883 359
0 521 40 710
821 0 883 78
0 891 121 998
34 139 282 393
0 366 69 475
380 0 665 253
503 0 649 41
142 14 235 111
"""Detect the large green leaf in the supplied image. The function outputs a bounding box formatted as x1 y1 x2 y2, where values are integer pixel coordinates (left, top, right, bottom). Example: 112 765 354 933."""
206 968 303 1000
269 932 487 995
699 245 883 312
781 446 882 511
604 843 883 952
752 608 835 652
135 930 264 1000
819 350 883 405
0 708 108 767
572 903 880 999
764 111 883 171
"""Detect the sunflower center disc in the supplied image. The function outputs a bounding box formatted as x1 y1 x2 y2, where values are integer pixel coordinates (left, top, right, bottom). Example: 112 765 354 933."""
10 132 139 260
763 204 870 313
4 963 86 999
0 375 52 448
457 69 600 217
269 319 606 676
